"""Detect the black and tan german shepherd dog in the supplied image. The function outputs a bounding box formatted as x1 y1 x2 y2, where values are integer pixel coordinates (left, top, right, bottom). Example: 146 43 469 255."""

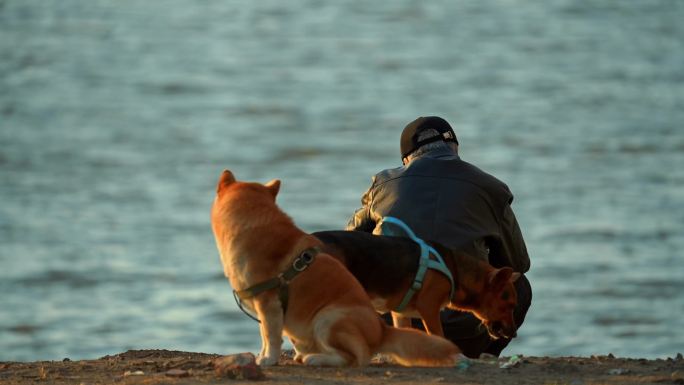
312 230 520 340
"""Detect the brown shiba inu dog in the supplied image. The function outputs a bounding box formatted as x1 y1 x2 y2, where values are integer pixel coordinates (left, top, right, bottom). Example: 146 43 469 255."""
210 170 461 367
312 230 520 340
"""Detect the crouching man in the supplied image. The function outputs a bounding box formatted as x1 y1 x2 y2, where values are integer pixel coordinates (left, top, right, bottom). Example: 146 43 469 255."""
348 116 532 358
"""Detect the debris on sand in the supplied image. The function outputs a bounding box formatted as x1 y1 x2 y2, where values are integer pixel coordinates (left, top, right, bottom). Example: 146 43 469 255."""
123 370 144 377
500 355 523 369
213 352 264 380
608 368 630 375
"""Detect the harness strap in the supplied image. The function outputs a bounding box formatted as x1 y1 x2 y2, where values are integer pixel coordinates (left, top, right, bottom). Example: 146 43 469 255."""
233 247 319 322
378 217 455 312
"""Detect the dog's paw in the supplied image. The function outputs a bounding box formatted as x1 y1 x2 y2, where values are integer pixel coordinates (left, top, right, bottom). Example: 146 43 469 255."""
256 354 278 367
370 353 395 364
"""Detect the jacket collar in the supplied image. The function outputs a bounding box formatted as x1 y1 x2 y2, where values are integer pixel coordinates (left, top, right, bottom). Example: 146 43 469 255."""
410 148 460 163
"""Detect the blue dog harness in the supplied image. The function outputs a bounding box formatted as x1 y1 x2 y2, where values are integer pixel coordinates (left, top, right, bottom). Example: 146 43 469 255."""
378 217 455 312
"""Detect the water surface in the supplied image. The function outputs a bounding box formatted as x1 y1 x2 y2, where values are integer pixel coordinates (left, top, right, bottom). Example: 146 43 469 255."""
1 0 683 361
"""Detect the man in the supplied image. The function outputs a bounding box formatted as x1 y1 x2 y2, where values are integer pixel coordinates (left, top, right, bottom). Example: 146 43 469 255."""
347 116 531 358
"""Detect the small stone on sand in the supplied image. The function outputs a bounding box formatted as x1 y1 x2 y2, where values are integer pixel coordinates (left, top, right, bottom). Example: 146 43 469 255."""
165 369 189 377
213 352 264 380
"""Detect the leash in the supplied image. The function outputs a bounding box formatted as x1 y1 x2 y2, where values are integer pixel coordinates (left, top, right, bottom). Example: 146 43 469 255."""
378 217 455 312
232 247 320 323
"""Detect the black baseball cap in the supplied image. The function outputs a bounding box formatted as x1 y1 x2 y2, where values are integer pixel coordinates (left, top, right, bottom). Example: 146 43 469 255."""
400 116 458 159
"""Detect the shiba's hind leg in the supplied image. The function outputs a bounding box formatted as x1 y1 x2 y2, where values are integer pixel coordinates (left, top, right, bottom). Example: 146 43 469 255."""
307 308 376 367
303 328 370 367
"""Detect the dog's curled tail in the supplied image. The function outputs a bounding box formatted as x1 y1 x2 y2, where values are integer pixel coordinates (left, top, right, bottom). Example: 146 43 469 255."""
377 325 462 367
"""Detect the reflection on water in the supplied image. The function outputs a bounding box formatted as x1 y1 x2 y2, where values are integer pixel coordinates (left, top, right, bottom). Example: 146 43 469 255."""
1 0 683 361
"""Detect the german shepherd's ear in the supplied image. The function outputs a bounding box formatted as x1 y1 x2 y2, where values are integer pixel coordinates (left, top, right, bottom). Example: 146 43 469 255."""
264 179 281 198
488 267 520 288
217 169 236 193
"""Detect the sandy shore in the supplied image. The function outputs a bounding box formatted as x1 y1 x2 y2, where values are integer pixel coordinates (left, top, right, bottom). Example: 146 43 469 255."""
1 349 682 385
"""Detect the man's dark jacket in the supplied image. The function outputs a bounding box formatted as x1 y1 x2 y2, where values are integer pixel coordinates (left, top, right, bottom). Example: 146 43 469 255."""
347 149 530 273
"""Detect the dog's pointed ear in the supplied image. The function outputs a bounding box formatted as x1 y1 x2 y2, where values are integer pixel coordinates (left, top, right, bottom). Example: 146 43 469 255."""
489 267 515 288
510 272 521 283
264 179 281 197
217 169 236 193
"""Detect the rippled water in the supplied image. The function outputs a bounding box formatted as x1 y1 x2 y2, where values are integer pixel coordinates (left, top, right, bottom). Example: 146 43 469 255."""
1 0 683 361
